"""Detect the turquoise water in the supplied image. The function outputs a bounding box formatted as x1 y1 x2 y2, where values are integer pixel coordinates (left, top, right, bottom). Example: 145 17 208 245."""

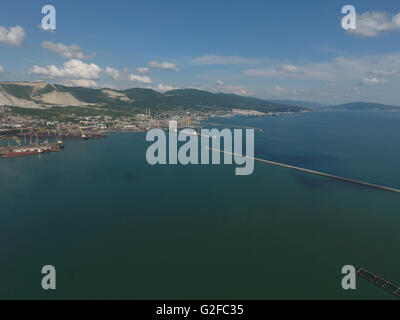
0 110 399 299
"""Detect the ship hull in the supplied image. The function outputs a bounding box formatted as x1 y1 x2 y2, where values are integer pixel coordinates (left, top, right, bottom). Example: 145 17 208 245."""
1 151 43 158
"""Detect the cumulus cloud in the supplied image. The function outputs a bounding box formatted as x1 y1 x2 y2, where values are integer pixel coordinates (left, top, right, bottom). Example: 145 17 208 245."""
193 54 260 65
128 73 152 84
104 67 121 80
348 11 400 37
63 79 99 88
137 67 150 74
0 25 26 46
214 79 248 95
152 83 178 92
103 67 152 83
29 59 101 79
41 41 93 59
149 61 179 72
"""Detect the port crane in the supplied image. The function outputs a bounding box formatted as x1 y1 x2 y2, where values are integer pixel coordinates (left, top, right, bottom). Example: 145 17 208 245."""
79 128 87 139
13 136 21 146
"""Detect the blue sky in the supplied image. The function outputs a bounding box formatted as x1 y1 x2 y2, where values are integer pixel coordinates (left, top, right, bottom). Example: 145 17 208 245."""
0 0 400 104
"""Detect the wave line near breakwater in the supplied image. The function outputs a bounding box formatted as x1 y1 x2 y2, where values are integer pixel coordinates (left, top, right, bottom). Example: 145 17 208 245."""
208 148 400 195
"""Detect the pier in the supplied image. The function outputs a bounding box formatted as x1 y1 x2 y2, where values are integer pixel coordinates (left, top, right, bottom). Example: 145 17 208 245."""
357 268 400 298
209 148 400 195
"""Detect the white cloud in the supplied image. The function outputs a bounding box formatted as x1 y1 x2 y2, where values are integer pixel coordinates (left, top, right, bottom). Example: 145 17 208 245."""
193 54 260 65
149 61 179 72
214 79 248 95
104 67 152 83
104 67 121 80
63 79 99 88
244 65 318 79
222 86 248 96
137 67 150 74
244 53 400 84
368 69 400 77
128 73 152 84
276 64 303 74
0 66 3 73
361 77 385 84
29 59 101 79
214 83 248 96
41 41 93 59
0 25 26 47
348 11 400 37
153 83 178 92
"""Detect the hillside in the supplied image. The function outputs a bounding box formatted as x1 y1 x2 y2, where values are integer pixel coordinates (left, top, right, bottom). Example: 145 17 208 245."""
0 82 308 114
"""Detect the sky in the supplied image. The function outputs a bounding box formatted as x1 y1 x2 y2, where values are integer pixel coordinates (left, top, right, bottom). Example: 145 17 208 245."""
0 0 400 105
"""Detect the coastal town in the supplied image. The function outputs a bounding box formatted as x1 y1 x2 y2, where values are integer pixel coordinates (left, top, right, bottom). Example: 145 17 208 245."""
0 104 280 159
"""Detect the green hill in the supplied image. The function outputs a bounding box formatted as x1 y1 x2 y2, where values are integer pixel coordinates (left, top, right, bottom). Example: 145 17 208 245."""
0 81 309 114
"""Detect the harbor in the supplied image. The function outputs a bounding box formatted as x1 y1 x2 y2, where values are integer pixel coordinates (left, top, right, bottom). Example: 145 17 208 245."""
0 131 107 159
0 123 107 159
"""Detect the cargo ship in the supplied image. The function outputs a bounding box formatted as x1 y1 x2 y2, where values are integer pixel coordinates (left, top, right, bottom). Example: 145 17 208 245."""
1 148 44 158
0 141 64 159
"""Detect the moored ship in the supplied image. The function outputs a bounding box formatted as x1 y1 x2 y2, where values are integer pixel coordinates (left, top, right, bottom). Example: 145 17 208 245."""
0 142 63 159
1 149 44 158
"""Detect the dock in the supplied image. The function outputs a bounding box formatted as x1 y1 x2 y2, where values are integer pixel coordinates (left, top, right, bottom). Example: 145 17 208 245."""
209 148 400 195
357 268 400 298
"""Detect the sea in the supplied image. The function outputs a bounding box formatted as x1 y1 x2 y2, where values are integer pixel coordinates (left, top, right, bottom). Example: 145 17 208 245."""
0 109 399 299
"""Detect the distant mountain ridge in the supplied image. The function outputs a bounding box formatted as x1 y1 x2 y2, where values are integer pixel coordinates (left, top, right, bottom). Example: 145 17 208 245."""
0 81 308 113
328 102 400 111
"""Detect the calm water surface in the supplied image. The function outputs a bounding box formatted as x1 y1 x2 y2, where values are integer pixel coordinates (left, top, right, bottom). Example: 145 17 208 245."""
0 110 399 299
